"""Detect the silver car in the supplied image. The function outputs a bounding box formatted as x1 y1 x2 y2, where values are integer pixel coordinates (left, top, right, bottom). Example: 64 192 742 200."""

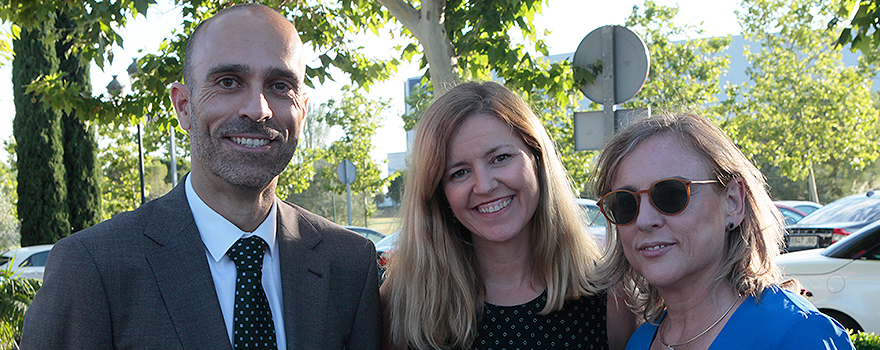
0 244 54 280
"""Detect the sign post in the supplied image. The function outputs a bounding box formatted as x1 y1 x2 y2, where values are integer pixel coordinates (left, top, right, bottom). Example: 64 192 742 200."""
336 160 357 226
572 25 651 150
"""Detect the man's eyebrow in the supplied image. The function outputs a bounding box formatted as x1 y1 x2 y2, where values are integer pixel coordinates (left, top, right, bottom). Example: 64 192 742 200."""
206 64 251 78
265 67 296 79
265 67 302 92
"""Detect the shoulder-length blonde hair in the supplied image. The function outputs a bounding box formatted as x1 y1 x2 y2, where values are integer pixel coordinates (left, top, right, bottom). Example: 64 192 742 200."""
383 81 601 349
593 112 785 323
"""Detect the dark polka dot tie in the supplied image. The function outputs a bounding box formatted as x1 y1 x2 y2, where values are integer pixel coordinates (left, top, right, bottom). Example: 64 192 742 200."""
227 236 277 350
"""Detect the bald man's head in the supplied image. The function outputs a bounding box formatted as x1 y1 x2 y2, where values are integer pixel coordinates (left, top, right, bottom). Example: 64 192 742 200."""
182 4 305 91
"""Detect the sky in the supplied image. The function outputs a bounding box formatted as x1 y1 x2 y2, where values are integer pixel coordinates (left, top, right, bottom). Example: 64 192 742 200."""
0 0 742 173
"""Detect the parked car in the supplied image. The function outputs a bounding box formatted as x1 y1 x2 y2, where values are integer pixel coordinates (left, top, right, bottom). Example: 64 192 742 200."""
576 198 608 250
784 190 880 252
775 200 823 216
775 203 808 225
375 230 398 279
0 244 54 280
344 226 386 245
777 219 880 333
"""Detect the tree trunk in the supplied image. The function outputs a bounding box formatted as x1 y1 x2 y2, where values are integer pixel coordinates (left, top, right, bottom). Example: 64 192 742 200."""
808 163 819 203
377 0 460 96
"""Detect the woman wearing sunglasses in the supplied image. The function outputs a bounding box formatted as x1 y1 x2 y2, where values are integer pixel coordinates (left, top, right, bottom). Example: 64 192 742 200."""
592 112 853 349
380 81 637 350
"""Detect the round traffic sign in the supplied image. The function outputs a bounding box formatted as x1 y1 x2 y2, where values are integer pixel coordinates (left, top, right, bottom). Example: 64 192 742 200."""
336 160 357 185
573 25 650 104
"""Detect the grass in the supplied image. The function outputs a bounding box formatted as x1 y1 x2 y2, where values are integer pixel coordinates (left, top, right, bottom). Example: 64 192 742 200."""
366 217 399 235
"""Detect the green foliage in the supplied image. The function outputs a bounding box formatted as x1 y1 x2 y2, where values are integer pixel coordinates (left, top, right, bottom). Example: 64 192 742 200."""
0 265 42 348
57 9 103 233
0 25 13 66
0 150 18 251
830 0 880 55
98 124 141 218
96 123 187 218
276 103 329 200
0 0 156 70
621 1 732 118
12 22 70 246
320 86 389 197
386 170 405 205
726 0 880 202
401 80 433 132
287 159 377 227
850 330 880 350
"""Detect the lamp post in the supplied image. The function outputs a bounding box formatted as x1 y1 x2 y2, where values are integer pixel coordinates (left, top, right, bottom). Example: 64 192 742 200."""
127 58 178 187
126 59 147 205
107 72 146 206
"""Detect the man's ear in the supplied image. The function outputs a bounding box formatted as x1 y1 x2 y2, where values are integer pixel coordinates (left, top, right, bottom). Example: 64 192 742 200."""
726 177 746 228
299 93 310 124
170 82 192 130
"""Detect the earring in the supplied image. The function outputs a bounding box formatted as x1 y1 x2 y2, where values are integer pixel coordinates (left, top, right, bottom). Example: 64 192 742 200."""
727 222 736 231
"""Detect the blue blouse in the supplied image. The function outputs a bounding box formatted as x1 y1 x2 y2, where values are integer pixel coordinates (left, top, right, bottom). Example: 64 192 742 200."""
625 285 854 349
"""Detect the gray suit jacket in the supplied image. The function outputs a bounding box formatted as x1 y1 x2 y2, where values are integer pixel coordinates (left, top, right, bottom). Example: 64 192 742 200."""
20 180 381 349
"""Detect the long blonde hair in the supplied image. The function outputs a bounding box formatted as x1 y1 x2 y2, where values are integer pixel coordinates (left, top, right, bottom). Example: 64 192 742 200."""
593 112 785 322
383 81 601 349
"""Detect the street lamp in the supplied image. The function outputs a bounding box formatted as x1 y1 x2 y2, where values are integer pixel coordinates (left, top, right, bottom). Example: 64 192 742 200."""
126 59 147 205
127 58 179 188
107 72 146 206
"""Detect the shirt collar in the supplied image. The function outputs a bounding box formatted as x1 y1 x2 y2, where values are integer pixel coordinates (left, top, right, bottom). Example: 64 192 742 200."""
185 175 278 263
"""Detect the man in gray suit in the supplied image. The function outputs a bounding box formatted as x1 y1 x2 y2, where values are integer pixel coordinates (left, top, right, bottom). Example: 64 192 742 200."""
21 4 380 349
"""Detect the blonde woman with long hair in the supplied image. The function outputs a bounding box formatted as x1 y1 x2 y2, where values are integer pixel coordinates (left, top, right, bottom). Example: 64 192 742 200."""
381 81 636 350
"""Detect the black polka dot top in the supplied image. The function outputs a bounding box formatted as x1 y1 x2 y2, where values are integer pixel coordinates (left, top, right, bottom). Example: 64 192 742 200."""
471 291 608 350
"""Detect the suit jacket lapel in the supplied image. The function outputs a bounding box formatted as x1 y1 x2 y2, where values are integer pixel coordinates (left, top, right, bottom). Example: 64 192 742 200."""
143 181 232 350
277 203 328 349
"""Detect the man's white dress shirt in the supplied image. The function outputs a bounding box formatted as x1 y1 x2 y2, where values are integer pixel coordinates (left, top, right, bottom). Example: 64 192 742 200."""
185 176 287 349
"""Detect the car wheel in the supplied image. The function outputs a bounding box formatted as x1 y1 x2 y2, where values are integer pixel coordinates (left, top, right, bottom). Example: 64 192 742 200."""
820 309 863 333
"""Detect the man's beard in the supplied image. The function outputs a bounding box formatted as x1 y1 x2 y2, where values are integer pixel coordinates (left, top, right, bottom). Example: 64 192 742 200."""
190 111 298 189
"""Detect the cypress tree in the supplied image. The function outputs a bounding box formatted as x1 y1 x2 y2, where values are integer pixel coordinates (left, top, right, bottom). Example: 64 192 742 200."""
12 20 70 246
57 9 102 232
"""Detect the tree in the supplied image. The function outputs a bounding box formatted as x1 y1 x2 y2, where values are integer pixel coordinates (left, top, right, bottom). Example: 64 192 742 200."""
57 9 102 232
727 0 880 203
3 0 579 201
12 21 70 246
829 0 880 55
387 170 405 205
619 2 732 118
319 86 390 217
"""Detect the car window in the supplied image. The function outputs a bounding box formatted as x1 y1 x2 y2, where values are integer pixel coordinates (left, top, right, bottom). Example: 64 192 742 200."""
0 256 10 266
824 224 880 259
778 208 805 225
795 205 819 215
20 251 50 267
798 196 880 224
579 205 606 227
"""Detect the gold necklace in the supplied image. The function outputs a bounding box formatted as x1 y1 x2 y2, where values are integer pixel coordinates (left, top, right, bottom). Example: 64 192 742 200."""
658 296 740 350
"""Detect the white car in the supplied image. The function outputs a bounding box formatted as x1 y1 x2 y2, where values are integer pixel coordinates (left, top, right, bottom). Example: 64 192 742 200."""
0 244 54 280
777 220 880 333
576 198 608 250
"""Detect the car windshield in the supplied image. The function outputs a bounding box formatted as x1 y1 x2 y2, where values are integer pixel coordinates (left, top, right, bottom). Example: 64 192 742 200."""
797 194 880 225
823 223 880 259
579 205 606 227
